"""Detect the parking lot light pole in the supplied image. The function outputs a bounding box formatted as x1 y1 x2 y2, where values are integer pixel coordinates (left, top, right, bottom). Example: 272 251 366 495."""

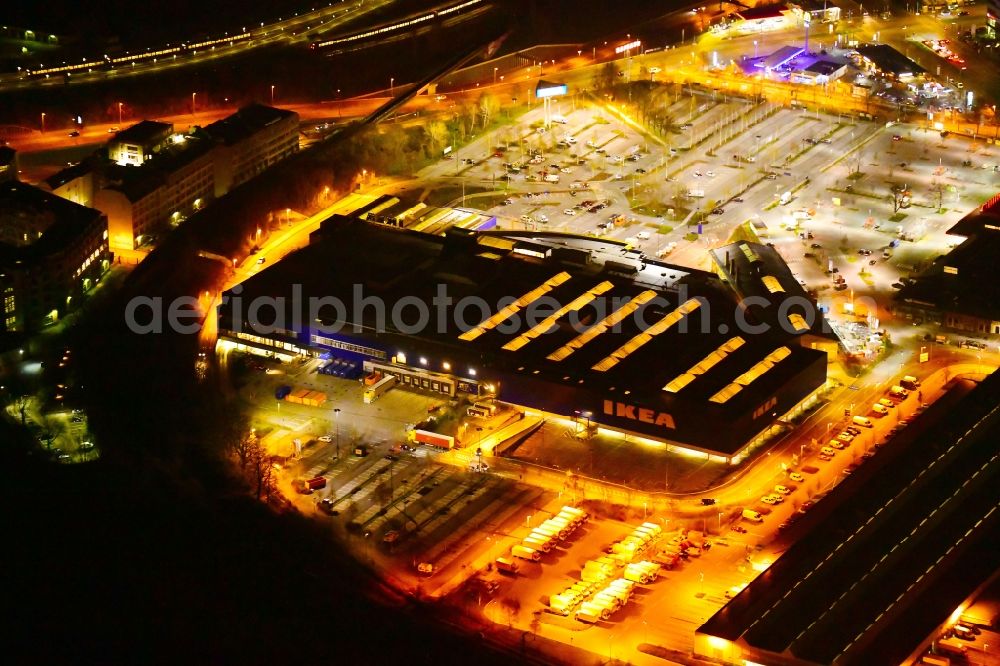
334 408 341 459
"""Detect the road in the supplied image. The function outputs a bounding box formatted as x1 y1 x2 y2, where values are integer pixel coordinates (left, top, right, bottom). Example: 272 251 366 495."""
0 0 397 93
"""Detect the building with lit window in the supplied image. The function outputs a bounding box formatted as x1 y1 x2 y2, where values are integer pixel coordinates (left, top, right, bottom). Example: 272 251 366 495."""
107 120 174 167
39 160 96 207
0 181 110 334
0 147 17 183
217 216 828 461
95 131 215 250
988 0 1000 40
204 103 300 197
44 107 302 252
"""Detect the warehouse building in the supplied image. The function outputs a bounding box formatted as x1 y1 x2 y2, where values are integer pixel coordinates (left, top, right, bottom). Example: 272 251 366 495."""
896 197 1000 337
696 369 1000 665
217 217 828 461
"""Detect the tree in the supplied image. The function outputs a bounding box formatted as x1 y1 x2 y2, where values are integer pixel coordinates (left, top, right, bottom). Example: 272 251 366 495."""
477 92 499 130
596 61 617 93
499 596 521 628
427 120 449 155
930 180 946 211
246 436 276 501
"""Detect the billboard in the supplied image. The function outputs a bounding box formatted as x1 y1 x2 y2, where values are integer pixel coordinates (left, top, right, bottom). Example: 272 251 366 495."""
535 80 568 98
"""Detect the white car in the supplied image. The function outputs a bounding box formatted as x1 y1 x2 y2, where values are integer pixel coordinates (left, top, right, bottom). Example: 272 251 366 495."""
760 495 780 505
788 472 804 482
706 170 716 177
564 209 577 216
636 231 651 240
586 140 597 148
536 213 549 222
565 136 577 144
318 435 333 443
774 485 792 495
560 167 572 174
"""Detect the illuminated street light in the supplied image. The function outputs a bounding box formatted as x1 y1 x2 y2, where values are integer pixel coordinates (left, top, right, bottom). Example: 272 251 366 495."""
191 91 197 114
117 102 123 126
270 84 275 105
334 407 341 459
40 112 45 133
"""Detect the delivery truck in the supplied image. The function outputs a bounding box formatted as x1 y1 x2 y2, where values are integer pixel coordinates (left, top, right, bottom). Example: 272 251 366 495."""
561 505 589 522
743 509 764 522
624 563 654 584
495 557 519 575
363 374 396 404
579 601 612 621
523 536 553 553
411 429 455 450
511 545 541 562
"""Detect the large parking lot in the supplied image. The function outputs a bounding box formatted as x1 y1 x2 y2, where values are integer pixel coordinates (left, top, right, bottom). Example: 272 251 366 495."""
415 90 998 341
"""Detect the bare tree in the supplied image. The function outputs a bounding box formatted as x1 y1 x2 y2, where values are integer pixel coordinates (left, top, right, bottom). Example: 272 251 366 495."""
595 61 617 93
499 596 521 628
246 436 276 500
929 180 946 211
477 92 499 130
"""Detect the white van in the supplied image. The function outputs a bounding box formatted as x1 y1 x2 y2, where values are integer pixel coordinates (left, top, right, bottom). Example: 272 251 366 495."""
872 403 889 416
852 415 874 428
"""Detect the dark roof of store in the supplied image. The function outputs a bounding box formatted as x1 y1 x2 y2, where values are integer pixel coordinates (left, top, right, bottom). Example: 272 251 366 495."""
711 241 835 340
896 205 1000 321
856 44 925 75
738 4 788 20
699 371 1000 664
221 218 826 437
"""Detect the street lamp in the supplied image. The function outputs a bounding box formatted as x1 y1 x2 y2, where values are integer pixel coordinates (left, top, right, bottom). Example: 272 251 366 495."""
40 112 45 133
270 84 275 105
191 92 197 114
390 77 394 97
117 102 123 126
334 407 341 459
494 66 498 84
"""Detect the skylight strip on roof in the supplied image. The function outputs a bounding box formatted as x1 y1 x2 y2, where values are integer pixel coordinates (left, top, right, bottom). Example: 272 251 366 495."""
592 299 701 372
546 290 658 361
459 272 571 341
502 281 613 351
710 346 792 402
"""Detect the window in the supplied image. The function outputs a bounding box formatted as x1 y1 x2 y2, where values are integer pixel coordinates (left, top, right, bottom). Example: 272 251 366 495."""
311 334 387 360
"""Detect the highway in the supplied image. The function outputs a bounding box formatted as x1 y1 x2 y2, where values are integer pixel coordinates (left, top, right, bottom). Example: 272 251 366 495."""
0 0 396 92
